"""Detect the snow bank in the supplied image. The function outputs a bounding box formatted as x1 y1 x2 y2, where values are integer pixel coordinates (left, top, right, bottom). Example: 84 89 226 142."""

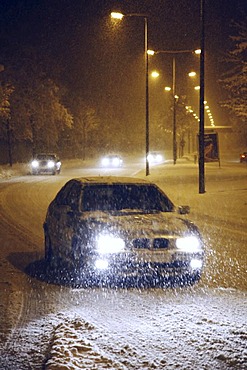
43 288 247 370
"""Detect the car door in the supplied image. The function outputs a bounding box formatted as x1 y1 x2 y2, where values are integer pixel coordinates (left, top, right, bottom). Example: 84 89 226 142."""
50 181 82 254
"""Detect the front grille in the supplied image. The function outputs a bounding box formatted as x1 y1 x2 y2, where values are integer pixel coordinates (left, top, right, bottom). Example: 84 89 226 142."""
133 238 169 249
133 238 150 249
153 238 169 249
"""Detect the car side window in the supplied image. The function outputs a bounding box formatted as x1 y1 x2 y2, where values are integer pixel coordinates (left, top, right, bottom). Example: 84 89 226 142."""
56 181 81 209
66 183 81 210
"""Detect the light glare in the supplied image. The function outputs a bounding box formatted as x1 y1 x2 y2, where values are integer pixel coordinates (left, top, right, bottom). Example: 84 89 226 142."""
95 259 109 270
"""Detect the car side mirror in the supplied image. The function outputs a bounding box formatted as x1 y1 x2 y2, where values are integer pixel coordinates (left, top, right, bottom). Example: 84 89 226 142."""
178 205 190 215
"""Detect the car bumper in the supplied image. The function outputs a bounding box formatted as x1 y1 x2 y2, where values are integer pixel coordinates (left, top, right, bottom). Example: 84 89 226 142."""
67 253 204 287
32 166 60 174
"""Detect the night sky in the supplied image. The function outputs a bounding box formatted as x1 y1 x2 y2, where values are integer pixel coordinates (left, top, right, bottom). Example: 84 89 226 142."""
0 0 246 134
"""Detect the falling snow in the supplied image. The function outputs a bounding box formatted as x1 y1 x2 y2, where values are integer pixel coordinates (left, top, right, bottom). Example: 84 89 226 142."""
0 158 246 369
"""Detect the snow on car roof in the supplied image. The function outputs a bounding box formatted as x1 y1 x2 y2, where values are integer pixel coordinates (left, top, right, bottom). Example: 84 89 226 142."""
73 176 154 185
35 153 58 158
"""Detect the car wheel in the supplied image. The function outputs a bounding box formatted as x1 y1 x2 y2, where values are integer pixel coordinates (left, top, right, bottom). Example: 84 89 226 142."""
45 230 53 262
71 236 83 263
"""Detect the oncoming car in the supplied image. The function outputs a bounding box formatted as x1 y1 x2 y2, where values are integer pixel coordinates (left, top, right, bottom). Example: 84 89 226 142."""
43 177 204 287
147 152 164 164
101 154 123 168
31 154 61 175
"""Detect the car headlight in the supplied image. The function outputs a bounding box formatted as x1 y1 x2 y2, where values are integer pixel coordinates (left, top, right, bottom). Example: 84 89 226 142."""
156 154 162 162
101 157 109 166
47 160 55 168
112 157 120 166
31 160 39 168
96 234 125 254
176 236 201 253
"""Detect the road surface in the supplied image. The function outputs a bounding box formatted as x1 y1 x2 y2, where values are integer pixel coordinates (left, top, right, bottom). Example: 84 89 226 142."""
0 159 246 369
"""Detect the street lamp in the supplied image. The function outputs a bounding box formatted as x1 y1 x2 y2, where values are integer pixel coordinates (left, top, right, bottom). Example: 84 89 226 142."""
111 11 150 176
149 48 200 165
151 70 160 78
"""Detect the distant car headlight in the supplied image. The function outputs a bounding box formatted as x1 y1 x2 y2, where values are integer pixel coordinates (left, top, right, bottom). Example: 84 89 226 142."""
31 160 39 168
176 236 201 252
101 157 109 166
96 234 125 254
147 154 154 163
47 160 55 168
156 154 163 162
112 157 120 166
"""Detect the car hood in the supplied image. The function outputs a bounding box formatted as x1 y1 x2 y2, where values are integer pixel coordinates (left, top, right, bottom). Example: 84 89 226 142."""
80 210 198 238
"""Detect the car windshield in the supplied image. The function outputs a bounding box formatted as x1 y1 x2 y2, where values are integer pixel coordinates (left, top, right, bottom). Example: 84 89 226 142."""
82 184 173 212
36 154 56 160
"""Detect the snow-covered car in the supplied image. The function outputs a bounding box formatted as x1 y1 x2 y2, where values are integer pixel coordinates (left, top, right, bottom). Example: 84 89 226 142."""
30 153 61 175
43 177 204 287
147 151 164 164
240 152 247 163
101 154 123 168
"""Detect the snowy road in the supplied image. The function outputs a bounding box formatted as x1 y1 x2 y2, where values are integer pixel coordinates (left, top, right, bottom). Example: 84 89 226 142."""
0 160 246 369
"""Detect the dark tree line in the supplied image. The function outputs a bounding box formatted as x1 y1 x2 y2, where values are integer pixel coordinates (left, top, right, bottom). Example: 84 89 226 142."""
219 15 247 126
0 45 103 164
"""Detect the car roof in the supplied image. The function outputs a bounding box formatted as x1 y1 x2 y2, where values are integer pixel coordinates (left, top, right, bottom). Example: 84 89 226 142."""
71 176 155 186
35 153 57 157
104 154 122 157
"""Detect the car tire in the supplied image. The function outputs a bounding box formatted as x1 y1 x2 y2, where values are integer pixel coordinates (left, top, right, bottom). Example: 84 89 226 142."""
71 236 83 263
45 230 53 262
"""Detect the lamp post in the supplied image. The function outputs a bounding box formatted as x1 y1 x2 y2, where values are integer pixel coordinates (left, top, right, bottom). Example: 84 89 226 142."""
199 0 205 193
149 49 200 165
172 57 177 164
111 12 150 175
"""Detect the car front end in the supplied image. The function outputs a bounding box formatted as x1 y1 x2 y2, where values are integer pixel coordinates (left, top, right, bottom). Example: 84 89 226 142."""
59 212 204 287
31 155 61 174
44 177 205 288
101 155 123 168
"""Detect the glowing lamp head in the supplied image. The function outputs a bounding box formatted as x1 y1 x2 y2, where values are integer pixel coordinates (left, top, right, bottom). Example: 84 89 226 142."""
111 12 124 20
